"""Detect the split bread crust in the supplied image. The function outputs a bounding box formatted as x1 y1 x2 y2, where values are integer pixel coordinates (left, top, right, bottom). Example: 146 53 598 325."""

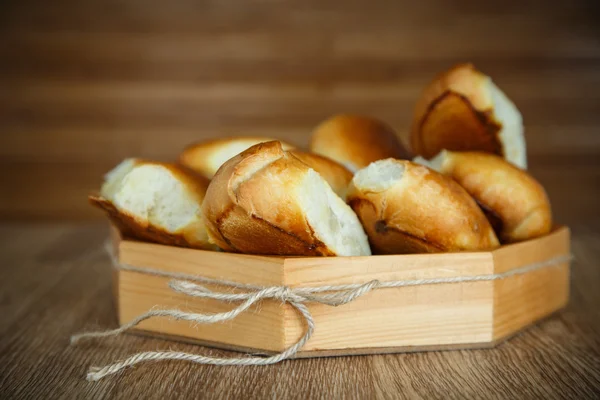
90 159 215 250
408 63 527 169
202 141 371 256
179 137 296 179
347 159 500 254
414 150 552 243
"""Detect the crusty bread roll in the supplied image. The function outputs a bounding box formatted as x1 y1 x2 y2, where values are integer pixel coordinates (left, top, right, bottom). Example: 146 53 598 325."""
310 114 410 172
202 141 371 256
347 159 500 254
90 159 215 250
414 150 552 243
179 137 295 178
179 136 351 198
287 151 353 199
409 63 527 169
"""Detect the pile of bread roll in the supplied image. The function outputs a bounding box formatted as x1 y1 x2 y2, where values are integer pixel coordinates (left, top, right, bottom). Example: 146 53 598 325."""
91 63 552 257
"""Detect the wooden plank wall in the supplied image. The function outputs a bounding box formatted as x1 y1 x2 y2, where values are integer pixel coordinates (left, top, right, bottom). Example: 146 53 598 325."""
1 1 599 222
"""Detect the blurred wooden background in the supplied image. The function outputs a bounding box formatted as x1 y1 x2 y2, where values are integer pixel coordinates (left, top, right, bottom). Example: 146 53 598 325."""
1 0 599 222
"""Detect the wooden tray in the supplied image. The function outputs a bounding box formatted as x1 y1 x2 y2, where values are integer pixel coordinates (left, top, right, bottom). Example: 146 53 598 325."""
111 226 570 357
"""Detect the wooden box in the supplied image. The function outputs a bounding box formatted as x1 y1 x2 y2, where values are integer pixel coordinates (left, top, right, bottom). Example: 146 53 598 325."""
111 226 570 357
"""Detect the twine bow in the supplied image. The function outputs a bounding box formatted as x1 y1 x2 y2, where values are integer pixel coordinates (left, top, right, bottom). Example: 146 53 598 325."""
71 278 384 381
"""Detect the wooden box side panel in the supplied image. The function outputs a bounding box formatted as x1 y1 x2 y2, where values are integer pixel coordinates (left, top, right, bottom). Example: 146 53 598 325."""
492 227 571 340
491 264 569 341
491 226 570 273
283 251 494 287
284 281 495 351
119 237 286 287
115 231 289 352
118 270 287 352
283 253 497 351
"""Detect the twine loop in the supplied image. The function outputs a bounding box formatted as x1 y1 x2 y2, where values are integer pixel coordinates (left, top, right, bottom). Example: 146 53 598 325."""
169 279 382 307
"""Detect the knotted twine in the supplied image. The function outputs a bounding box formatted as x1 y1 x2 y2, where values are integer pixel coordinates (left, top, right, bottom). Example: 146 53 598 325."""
71 242 572 381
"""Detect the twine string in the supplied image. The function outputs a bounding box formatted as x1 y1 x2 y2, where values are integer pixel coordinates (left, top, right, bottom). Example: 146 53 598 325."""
71 241 572 382
78 300 314 381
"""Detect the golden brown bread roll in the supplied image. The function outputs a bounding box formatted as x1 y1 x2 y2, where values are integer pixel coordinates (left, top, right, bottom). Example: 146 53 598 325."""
347 159 500 254
310 114 410 172
287 151 353 199
90 159 216 250
408 63 527 169
202 141 371 256
179 137 295 178
414 150 552 243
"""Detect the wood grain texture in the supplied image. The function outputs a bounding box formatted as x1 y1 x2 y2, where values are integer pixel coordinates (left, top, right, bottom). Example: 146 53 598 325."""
1 0 600 222
0 222 598 399
491 227 571 341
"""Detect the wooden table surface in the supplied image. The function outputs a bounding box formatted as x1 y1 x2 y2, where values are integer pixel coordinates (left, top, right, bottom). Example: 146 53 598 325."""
0 222 598 399
1 0 600 398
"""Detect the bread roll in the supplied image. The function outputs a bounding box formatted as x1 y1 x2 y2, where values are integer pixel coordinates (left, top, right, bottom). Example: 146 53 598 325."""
409 63 527 169
202 141 371 256
347 159 500 254
310 114 410 172
414 150 552 243
179 137 295 178
288 151 353 199
90 159 215 250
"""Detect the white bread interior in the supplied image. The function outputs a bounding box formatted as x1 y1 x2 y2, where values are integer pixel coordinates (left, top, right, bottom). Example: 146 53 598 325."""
488 81 527 170
412 152 446 172
98 159 211 248
352 160 405 193
297 169 371 256
101 158 137 200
